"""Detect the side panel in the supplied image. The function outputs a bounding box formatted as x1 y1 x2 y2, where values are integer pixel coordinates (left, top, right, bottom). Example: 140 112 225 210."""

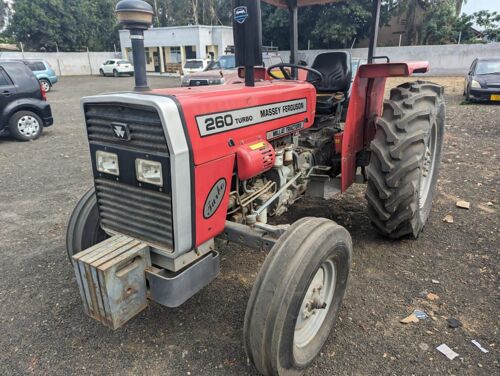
341 75 386 192
194 155 235 247
155 82 317 166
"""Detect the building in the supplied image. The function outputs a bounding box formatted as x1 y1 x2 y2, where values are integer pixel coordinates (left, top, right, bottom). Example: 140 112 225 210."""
119 25 233 75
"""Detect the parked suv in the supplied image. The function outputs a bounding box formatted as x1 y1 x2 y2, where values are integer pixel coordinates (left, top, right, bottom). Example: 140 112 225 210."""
0 61 53 141
99 59 134 77
24 60 58 92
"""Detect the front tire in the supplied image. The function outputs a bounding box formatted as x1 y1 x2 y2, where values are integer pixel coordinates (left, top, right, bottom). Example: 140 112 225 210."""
99 69 105 76
366 81 445 239
8 111 43 141
244 218 352 375
66 187 107 260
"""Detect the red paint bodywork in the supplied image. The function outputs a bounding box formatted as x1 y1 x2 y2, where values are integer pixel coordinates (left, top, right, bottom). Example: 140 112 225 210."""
150 61 428 246
153 81 316 247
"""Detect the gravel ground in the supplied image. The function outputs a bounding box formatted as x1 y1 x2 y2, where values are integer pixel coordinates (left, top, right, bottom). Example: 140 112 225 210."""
0 75 498 375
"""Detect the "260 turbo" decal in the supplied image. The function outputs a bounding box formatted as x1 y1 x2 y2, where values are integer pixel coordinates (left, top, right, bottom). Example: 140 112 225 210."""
195 98 307 137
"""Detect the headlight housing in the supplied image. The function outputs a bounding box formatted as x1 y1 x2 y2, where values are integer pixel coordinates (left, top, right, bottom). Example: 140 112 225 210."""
135 159 163 187
181 75 190 85
96 151 119 176
471 80 481 89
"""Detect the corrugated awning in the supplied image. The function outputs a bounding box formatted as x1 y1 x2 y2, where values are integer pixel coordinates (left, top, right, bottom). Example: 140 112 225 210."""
262 0 344 8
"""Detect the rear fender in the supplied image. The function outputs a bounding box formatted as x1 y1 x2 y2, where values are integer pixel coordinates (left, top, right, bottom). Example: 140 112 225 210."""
341 61 429 191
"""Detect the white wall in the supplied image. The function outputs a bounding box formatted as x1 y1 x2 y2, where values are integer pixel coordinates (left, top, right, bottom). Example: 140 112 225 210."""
280 43 500 76
119 26 234 60
0 51 119 76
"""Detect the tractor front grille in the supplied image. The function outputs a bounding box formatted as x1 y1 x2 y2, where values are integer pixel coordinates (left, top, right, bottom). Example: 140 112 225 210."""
84 102 174 250
94 178 174 248
85 103 168 154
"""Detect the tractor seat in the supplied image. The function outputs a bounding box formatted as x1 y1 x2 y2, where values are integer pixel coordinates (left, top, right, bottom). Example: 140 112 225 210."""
307 52 352 114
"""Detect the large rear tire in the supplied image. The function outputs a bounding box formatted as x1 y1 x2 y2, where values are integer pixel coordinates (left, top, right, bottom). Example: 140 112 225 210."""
244 217 352 375
366 81 445 239
66 187 107 260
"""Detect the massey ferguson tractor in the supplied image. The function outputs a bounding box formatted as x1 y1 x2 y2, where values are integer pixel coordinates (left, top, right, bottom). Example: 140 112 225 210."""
67 0 445 374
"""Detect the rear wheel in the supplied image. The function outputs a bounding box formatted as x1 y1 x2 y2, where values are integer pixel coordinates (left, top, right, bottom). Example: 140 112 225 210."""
113 69 119 77
8 111 43 141
366 81 445 239
39 79 51 92
244 217 352 375
66 187 107 260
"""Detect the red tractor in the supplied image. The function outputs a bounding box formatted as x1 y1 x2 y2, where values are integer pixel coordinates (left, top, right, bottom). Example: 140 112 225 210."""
67 0 445 375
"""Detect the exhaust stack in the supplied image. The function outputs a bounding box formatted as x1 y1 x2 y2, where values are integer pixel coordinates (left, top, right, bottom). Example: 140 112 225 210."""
115 0 154 92
233 0 263 87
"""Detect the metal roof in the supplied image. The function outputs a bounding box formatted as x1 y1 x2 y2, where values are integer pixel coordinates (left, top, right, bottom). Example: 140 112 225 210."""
262 0 344 8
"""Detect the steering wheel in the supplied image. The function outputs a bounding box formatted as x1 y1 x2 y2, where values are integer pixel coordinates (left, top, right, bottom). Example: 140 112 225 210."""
267 63 324 86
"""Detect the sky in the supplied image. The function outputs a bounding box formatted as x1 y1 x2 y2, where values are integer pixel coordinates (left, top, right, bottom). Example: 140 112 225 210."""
462 0 500 15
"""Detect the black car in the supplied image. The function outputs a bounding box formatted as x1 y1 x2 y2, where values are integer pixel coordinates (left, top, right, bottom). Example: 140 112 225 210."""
0 61 53 140
464 58 500 102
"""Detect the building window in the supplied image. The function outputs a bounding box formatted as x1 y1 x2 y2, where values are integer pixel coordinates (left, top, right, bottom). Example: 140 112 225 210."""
170 47 181 63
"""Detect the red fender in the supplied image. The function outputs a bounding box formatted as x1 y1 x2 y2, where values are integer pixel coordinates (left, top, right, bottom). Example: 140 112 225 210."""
341 61 430 192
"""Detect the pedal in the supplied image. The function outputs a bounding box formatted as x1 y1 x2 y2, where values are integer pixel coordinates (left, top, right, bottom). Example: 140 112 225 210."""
72 235 151 330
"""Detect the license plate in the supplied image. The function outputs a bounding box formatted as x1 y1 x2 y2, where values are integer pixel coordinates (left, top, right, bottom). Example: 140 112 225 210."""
490 94 500 101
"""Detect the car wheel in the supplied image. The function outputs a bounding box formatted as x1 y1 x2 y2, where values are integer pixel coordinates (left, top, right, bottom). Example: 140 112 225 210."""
99 69 105 76
113 69 119 77
8 111 43 141
465 86 472 102
40 79 51 93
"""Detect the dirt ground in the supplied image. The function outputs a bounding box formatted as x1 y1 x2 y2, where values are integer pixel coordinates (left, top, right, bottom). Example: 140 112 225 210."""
0 75 498 376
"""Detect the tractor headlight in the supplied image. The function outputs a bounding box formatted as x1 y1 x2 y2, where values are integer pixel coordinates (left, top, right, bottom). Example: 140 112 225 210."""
135 159 163 187
96 151 119 176
181 75 190 85
471 80 481 89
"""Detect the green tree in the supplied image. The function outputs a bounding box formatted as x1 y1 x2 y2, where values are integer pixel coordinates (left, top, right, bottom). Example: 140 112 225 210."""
474 10 500 42
7 0 119 51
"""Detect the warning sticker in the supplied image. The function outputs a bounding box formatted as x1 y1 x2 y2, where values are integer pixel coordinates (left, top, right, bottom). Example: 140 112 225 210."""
196 98 307 137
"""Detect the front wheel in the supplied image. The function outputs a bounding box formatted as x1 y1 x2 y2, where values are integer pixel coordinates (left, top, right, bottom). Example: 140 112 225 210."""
66 187 107 260
366 81 445 239
8 111 43 141
99 69 105 76
244 217 352 375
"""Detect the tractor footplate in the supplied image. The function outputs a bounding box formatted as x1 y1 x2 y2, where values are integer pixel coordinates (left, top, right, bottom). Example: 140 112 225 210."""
72 235 151 330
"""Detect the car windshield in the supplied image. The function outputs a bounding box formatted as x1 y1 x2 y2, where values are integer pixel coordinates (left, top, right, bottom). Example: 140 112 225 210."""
185 61 204 69
117 60 129 64
476 60 500 75
210 55 236 70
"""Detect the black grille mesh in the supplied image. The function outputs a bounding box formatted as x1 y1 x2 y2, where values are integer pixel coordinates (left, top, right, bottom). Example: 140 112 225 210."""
85 103 168 154
95 178 174 248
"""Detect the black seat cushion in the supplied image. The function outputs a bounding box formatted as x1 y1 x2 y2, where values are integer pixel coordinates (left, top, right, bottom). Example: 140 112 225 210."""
308 52 352 93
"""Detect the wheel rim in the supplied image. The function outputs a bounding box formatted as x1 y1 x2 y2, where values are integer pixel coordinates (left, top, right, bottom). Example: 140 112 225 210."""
294 259 336 351
419 122 438 209
41 81 50 92
17 116 40 137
